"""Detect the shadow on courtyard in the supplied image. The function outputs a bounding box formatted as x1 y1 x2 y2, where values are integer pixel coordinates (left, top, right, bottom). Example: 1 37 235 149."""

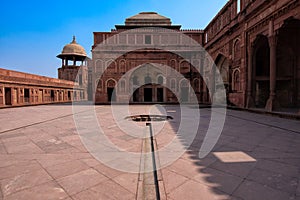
161 105 300 199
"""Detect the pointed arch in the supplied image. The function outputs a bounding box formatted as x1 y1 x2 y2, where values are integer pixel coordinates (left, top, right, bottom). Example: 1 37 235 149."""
106 78 117 88
233 38 241 61
215 54 230 84
179 60 190 74
232 69 241 92
95 59 104 73
157 75 164 85
193 78 200 92
106 59 117 73
119 59 126 74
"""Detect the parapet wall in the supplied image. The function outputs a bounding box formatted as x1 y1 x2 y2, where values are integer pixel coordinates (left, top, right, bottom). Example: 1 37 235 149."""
0 68 86 108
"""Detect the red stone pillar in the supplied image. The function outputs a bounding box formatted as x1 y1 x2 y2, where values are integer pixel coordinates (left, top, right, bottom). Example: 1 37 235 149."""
246 43 254 108
265 21 279 112
210 64 216 104
200 54 205 103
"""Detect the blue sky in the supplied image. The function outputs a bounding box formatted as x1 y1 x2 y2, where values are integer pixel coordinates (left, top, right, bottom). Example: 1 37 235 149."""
0 0 228 78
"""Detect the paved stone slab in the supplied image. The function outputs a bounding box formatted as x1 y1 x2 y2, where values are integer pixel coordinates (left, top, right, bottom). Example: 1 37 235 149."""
112 173 139 194
246 167 298 194
1 169 53 197
4 181 68 200
73 180 135 200
45 159 90 179
0 160 42 180
193 167 243 195
161 169 189 194
233 180 291 200
0 104 300 199
57 168 108 196
168 179 231 200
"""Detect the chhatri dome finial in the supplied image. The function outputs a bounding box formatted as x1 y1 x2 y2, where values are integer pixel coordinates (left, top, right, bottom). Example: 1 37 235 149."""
71 35 76 44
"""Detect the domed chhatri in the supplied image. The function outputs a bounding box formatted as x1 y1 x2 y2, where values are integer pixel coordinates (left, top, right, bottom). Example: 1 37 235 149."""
57 36 87 59
57 36 88 85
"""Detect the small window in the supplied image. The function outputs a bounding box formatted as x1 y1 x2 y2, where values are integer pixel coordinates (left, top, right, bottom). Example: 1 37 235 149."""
145 75 152 84
145 35 151 44
158 76 164 85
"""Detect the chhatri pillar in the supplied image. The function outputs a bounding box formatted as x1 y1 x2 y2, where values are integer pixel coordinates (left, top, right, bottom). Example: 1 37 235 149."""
265 20 280 112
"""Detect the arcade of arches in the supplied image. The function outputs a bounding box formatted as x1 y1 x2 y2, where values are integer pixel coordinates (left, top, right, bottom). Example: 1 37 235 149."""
94 51 203 104
89 2 300 114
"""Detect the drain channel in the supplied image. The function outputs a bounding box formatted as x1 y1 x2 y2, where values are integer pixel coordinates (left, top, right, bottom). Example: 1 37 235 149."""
146 122 161 200
130 115 170 199
126 115 173 122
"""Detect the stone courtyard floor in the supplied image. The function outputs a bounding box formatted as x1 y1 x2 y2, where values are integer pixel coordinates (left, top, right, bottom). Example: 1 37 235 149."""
0 104 300 200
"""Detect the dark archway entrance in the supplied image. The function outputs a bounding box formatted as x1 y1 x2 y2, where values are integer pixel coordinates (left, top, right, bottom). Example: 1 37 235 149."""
133 89 139 102
5 88 12 105
276 19 300 108
144 88 153 102
157 88 164 102
107 87 116 102
180 87 188 102
253 35 270 108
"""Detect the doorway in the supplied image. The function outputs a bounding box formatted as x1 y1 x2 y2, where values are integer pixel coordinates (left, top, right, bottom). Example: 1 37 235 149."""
157 88 164 102
181 87 189 102
5 88 12 105
107 87 116 102
51 90 55 101
144 88 152 102
24 88 30 103
38 89 43 103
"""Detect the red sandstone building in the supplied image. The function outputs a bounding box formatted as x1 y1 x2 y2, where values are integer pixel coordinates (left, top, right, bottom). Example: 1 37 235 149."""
0 37 88 107
91 12 204 104
1 0 300 113
203 0 300 112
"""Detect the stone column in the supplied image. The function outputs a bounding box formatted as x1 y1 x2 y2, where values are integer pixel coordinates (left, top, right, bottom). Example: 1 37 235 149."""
246 42 254 108
210 64 216 104
200 53 205 103
265 21 279 111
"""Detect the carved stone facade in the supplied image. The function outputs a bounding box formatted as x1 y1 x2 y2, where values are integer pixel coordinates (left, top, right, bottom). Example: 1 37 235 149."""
90 2 300 112
91 12 204 104
203 0 300 111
